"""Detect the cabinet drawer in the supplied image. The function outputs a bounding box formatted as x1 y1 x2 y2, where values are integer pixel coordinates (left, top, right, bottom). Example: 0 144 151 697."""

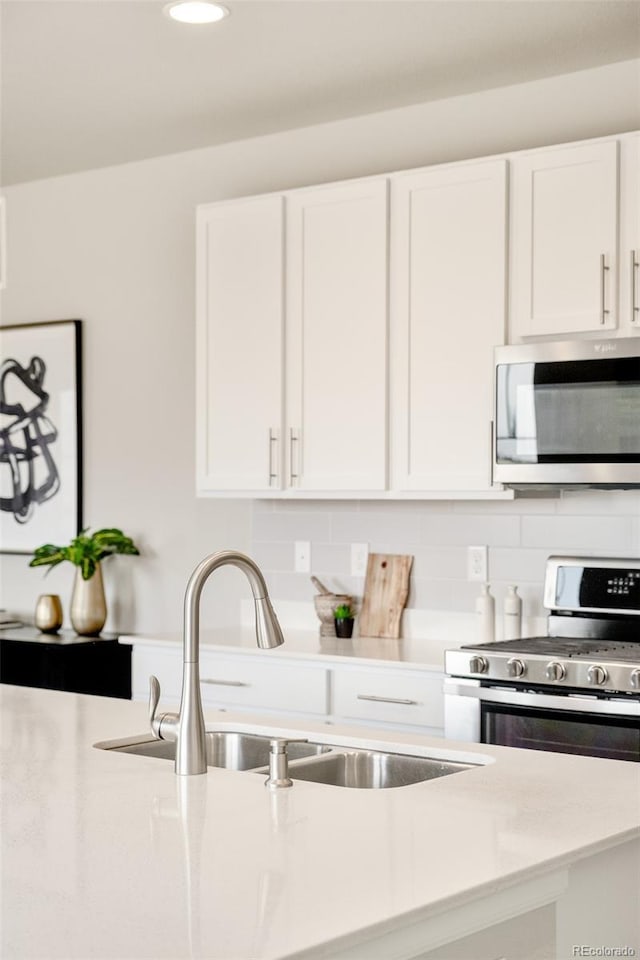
332 667 444 729
198 653 328 715
133 645 182 702
133 644 328 716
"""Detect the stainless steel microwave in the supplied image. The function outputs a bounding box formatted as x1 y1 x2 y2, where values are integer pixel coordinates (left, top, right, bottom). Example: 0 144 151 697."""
494 337 640 489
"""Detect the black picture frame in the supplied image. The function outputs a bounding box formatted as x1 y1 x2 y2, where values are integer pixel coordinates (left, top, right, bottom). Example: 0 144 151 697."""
0 319 83 554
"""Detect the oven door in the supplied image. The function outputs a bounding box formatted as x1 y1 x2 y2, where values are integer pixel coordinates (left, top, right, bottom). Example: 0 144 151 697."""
444 679 640 762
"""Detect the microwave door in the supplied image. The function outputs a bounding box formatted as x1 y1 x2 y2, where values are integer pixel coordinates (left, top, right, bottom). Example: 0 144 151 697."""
495 350 640 487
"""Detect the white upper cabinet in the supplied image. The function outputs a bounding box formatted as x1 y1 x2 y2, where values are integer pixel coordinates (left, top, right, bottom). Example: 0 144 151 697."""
285 179 389 492
510 140 619 338
619 134 640 335
196 196 284 493
196 131 638 498
390 160 507 492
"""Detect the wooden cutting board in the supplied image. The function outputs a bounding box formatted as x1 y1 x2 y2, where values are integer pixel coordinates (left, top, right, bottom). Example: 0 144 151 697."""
358 553 413 639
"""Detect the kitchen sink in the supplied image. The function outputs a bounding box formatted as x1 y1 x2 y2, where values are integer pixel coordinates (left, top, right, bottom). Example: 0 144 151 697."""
95 731 481 787
285 750 476 788
94 731 330 770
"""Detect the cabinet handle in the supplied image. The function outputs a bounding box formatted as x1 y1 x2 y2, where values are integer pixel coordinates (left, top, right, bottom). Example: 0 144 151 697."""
357 694 418 706
632 250 639 324
289 428 299 485
201 678 250 687
268 428 278 486
600 253 610 324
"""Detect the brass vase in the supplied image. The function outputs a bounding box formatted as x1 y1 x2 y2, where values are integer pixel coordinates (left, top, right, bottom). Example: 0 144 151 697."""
34 594 63 634
70 564 107 636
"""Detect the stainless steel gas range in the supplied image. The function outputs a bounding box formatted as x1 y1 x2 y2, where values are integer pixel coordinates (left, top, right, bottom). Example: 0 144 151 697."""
444 557 640 762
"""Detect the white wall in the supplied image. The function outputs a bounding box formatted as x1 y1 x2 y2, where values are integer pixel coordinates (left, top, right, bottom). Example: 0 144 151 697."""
1 59 639 633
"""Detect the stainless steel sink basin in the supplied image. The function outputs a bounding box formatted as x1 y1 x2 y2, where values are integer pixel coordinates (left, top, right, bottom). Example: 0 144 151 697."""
95 732 329 770
286 750 477 788
95 732 481 787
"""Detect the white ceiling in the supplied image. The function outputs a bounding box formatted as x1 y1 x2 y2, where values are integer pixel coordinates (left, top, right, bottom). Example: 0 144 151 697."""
1 0 639 185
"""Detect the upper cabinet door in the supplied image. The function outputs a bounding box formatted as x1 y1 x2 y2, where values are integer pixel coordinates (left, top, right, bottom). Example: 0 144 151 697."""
196 196 284 493
285 179 389 492
511 141 619 338
619 134 640 335
391 159 508 492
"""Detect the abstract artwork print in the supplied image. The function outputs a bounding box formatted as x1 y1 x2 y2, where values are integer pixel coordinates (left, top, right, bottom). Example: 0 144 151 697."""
0 320 82 553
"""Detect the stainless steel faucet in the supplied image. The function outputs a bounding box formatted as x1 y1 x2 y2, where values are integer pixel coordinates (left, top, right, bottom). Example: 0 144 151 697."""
149 550 284 775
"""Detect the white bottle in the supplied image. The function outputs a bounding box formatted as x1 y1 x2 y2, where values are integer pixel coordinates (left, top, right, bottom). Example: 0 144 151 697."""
503 585 523 641
475 583 495 644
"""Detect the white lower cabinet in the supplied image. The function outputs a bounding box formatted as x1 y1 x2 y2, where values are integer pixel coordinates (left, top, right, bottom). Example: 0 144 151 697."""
197 653 329 715
132 641 445 736
331 664 444 734
133 643 328 718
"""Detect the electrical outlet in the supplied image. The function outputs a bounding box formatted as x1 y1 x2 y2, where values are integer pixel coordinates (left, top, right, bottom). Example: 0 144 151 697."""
351 542 369 577
294 541 311 573
467 545 488 582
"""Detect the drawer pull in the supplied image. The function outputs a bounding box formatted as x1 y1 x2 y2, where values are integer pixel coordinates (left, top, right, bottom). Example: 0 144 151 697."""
201 678 250 687
357 694 418 706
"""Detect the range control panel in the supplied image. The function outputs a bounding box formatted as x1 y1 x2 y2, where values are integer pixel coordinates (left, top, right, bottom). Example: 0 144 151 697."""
543 557 640 616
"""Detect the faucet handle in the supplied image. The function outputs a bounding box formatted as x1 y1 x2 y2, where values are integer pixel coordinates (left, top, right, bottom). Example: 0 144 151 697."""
265 737 309 789
149 675 178 741
149 675 161 737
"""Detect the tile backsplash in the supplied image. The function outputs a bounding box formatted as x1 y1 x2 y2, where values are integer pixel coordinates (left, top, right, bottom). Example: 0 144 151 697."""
252 491 640 624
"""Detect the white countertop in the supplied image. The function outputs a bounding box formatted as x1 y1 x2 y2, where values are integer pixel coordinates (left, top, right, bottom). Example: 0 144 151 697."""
122 626 460 671
2 684 639 959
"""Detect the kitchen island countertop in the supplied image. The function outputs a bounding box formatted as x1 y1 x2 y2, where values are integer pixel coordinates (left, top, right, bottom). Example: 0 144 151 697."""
1 684 639 959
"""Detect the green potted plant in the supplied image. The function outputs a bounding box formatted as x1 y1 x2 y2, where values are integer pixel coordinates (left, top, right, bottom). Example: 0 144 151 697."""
333 602 355 639
29 528 140 636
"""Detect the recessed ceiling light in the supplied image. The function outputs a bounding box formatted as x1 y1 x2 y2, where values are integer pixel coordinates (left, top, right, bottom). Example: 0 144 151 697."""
164 1 229 25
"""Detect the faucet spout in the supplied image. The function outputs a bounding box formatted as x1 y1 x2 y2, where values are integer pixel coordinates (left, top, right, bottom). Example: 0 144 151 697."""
176 550 284 776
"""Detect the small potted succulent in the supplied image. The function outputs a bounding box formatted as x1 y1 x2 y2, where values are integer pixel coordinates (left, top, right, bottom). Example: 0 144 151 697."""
333 602 355 639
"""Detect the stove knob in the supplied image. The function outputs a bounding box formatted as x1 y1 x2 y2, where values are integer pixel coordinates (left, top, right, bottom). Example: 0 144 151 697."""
546 661 566 682
469 656 488 674
507 658 526 678
629 669 640 690
587 664 608 686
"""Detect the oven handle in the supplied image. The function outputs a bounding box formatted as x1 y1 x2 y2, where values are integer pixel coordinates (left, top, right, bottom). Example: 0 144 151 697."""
443 678 640 717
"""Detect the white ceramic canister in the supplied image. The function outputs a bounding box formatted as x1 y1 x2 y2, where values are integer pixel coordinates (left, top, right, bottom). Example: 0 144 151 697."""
503 585 523 641
475 583 495 644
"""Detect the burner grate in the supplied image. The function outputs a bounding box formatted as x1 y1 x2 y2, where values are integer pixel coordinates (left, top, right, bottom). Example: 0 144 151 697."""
465 637 640 660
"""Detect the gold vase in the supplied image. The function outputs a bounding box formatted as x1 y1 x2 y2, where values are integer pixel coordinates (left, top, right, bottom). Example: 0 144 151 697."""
70 564 107 636
34 594 63 634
